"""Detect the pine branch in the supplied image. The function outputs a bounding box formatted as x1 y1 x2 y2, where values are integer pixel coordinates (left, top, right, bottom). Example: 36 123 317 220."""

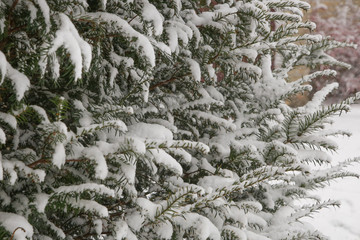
290 200 340 222
149 73 192 91
28 158 88 168
296 103 350 137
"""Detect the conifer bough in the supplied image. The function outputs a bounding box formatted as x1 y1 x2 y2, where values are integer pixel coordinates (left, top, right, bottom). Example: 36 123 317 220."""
0 0 358 239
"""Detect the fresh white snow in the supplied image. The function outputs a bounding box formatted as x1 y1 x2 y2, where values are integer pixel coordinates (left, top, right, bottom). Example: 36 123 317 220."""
127 122 173 140
186 58 201 82
33 193 50 213
148 149 183 175
54 183 115 197
81 147 108 180
39 13 92 81
6 64 31 101
30 105 50 123
67 198 109 217
0 51 6 84
141 0 164 36
52 143 66 168
0 153 3 181
0 128 6 144
34 0 51 32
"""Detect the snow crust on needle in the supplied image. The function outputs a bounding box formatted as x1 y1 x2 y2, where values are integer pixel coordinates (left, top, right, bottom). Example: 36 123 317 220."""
198 175 236 191
302 82 339 113
186 58 201 82
173 213 221 240
189 110 236 131
6 64 30 101
0 51 6 84
0 128 4 145
34 0 51 32
127 122 173 140
30 105 50 123
0 112 17 130
136 197 159 220
77 120 127 135
113 220 137 240
166 26 179 52
141 0 164 36
68 198 109 217
54 183 115 197
148 149 183 175
52 143 66 168
34 193 50 213
87 12 155 67
0 153 3 181
39 13 92 81
24 2 37 23
2 159 46 185
82 147 108 180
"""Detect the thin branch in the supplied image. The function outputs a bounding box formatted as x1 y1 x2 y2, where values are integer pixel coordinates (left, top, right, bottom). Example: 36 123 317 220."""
27 158 88 168
9 0 20 18
65 158 88 163
27 159 49 168
10 227 25 240
149 73 191 91
8 25 26 35
127 14 139 24
7 0 20 28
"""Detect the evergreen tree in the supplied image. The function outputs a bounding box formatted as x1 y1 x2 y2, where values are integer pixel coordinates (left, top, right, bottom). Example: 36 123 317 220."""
0 0 358 239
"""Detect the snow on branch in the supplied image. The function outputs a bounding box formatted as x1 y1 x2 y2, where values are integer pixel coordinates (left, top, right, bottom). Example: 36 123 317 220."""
86 12 155 67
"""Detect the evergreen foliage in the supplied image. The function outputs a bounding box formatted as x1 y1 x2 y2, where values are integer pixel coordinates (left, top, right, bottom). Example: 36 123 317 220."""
0 0 358 239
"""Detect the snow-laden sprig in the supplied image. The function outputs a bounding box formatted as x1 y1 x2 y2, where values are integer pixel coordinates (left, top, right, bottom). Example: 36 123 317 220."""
39 13 92 81
1 159 46 184
1 0 359 239
0 51 30 101
85 12 155 67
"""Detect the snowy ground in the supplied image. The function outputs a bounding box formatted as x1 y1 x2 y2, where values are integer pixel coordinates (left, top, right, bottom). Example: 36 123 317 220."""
305 104 360 239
